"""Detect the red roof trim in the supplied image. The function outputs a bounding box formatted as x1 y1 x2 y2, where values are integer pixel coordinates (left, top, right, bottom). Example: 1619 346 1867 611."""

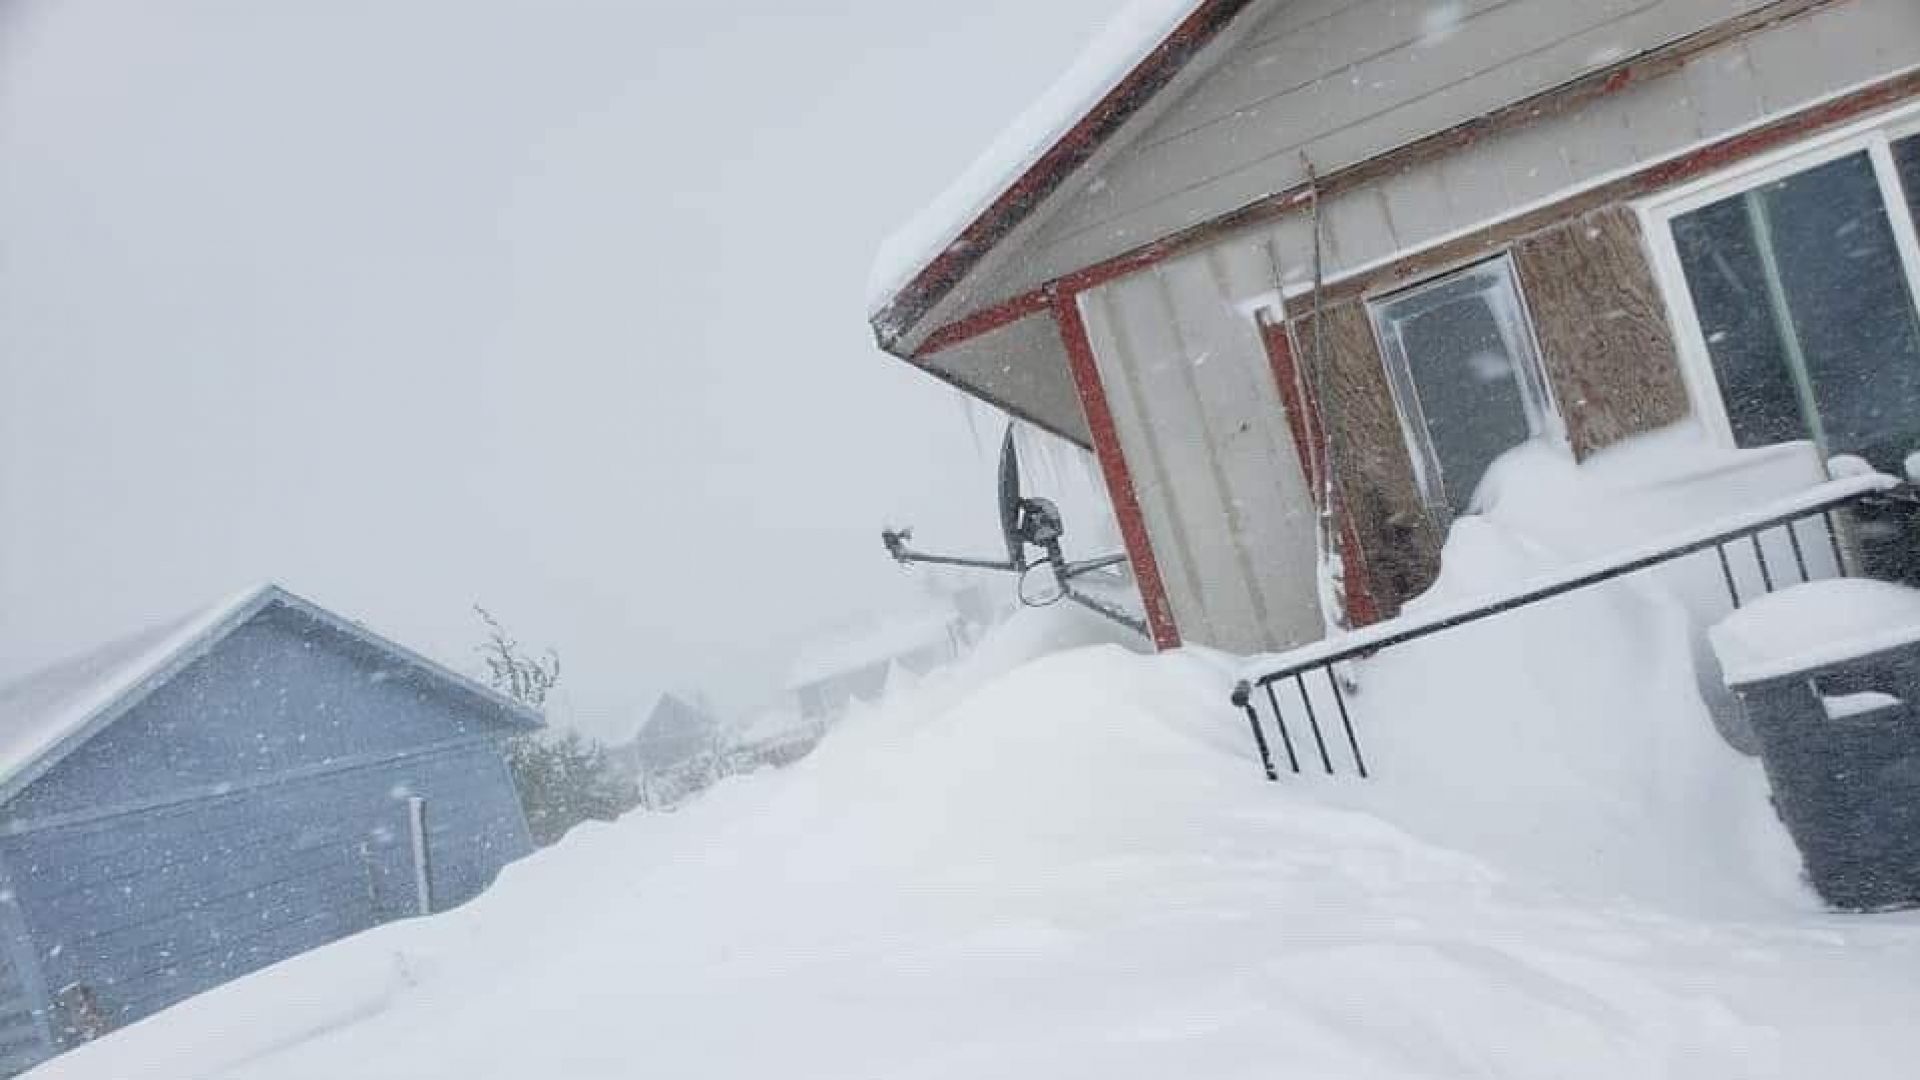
873 0 1256 352
1051 289 1182 649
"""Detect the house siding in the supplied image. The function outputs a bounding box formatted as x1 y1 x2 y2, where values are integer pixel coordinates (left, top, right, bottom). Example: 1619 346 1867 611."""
1011 0 1779 294
948 0 1918 318
0 601 533 1073
1055 0 1917 645
1079 240 1326 653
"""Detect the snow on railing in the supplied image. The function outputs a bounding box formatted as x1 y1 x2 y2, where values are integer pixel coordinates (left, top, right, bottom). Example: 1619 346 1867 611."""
1233 472 1909 782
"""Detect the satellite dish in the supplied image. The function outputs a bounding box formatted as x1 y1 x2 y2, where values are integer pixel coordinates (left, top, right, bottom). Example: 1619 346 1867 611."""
998 426 1023 570
881 423 1145 637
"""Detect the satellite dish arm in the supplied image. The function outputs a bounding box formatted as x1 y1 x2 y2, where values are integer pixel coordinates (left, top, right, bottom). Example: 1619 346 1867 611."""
1058 552 1129 579
881 528 1021 573
1062 587 1148 635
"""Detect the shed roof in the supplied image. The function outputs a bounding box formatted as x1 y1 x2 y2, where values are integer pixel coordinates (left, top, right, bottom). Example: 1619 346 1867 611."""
866 0 1246 352
0 584 541 804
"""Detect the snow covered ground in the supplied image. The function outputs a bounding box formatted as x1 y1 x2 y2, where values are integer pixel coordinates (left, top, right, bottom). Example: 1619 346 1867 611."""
33 582 1920 1078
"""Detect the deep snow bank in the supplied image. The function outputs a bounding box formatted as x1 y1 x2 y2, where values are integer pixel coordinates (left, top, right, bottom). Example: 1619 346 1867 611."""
33 602 1920 1080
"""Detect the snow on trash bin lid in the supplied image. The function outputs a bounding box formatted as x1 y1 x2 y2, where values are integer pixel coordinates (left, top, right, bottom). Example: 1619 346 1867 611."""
1710 578 1920 686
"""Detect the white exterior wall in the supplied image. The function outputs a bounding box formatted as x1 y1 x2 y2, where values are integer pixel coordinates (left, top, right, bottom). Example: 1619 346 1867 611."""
1079 239 1325 653
1069 0 1917 652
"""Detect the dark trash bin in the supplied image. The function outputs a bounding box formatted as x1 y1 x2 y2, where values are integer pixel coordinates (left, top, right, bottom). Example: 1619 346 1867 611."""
1712 579 1920 911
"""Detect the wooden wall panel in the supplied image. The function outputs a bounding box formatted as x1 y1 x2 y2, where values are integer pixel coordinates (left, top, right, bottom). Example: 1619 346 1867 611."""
1285 298 1443 615
1513 205 1692 458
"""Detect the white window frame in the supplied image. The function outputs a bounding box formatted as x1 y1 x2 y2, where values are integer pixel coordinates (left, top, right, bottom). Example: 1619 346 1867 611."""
1636 99 1920 455
1366 253 1562 516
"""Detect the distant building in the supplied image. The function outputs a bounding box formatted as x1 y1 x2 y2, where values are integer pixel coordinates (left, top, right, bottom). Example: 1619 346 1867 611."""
785 610 966 721
611 692 719 778
0 585 538 1076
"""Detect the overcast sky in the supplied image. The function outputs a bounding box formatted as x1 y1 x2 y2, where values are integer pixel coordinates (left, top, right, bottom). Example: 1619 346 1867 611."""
0 0 1120 738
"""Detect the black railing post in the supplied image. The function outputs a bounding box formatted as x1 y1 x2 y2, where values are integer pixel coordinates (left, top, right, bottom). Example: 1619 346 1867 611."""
1716 542 1741 608
1787 521 1810 583
1232 681 1279 781
1750 533 1775 593
1262 681 1300 774
1294 673 1335 774
1326 666 1368 779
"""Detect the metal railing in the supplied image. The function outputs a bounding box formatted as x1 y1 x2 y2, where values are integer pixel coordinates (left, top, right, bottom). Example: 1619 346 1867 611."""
1232 474 1911 781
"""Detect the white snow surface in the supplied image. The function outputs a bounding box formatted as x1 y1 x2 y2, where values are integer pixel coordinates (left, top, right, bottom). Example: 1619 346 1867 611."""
35 587 1920 1079
865 0 1198 317
1712 578 1920 685
783 608 960 689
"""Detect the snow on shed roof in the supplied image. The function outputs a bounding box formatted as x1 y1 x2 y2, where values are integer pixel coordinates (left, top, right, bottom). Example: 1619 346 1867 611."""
0 583 540 804
866 0 1246 347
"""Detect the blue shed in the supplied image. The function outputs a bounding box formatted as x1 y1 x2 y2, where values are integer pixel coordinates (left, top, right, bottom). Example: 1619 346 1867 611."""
0 585 538 1075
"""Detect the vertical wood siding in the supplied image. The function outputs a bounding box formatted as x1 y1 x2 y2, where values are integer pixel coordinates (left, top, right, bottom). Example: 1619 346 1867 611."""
1080 239 1326 653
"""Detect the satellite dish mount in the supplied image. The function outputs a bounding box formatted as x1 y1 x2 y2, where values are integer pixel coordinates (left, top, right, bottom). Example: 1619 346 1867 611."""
881 426 1146 637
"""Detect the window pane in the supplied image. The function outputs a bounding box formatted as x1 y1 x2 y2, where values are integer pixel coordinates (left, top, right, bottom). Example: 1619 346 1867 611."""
1373 259 1548 516
1895 133 1920 227
1672 149 1920 470
1671 199 1807 448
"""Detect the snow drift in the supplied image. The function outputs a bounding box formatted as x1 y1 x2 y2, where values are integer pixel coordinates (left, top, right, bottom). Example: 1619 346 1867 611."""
33 429 1920 1079
33 601 1920 1080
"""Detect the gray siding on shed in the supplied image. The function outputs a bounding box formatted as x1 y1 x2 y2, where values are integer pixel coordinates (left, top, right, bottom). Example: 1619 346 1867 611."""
0 860 52 1078
2 741 525 1038
5 605 518 821
0 597 534 1072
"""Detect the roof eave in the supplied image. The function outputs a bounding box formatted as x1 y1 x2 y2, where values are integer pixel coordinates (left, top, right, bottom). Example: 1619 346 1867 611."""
868 0 1256 354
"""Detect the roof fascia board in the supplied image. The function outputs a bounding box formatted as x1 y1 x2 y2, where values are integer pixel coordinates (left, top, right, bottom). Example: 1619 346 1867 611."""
873 0 1259 355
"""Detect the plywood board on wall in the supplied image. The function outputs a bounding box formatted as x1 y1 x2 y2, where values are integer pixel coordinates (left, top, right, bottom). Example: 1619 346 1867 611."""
1512 205 1692 458
1285 298 1443 614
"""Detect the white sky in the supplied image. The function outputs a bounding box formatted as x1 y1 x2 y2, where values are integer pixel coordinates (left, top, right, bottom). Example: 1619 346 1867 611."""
0 0 1120 739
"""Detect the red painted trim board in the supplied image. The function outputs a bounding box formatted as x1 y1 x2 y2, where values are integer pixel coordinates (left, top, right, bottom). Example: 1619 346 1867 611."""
1049 289 1182 649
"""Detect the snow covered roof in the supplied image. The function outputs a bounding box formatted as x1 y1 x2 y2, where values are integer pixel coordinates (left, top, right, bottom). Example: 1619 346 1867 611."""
866 0 1244 349
784 610 959 690
0 583 540 804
